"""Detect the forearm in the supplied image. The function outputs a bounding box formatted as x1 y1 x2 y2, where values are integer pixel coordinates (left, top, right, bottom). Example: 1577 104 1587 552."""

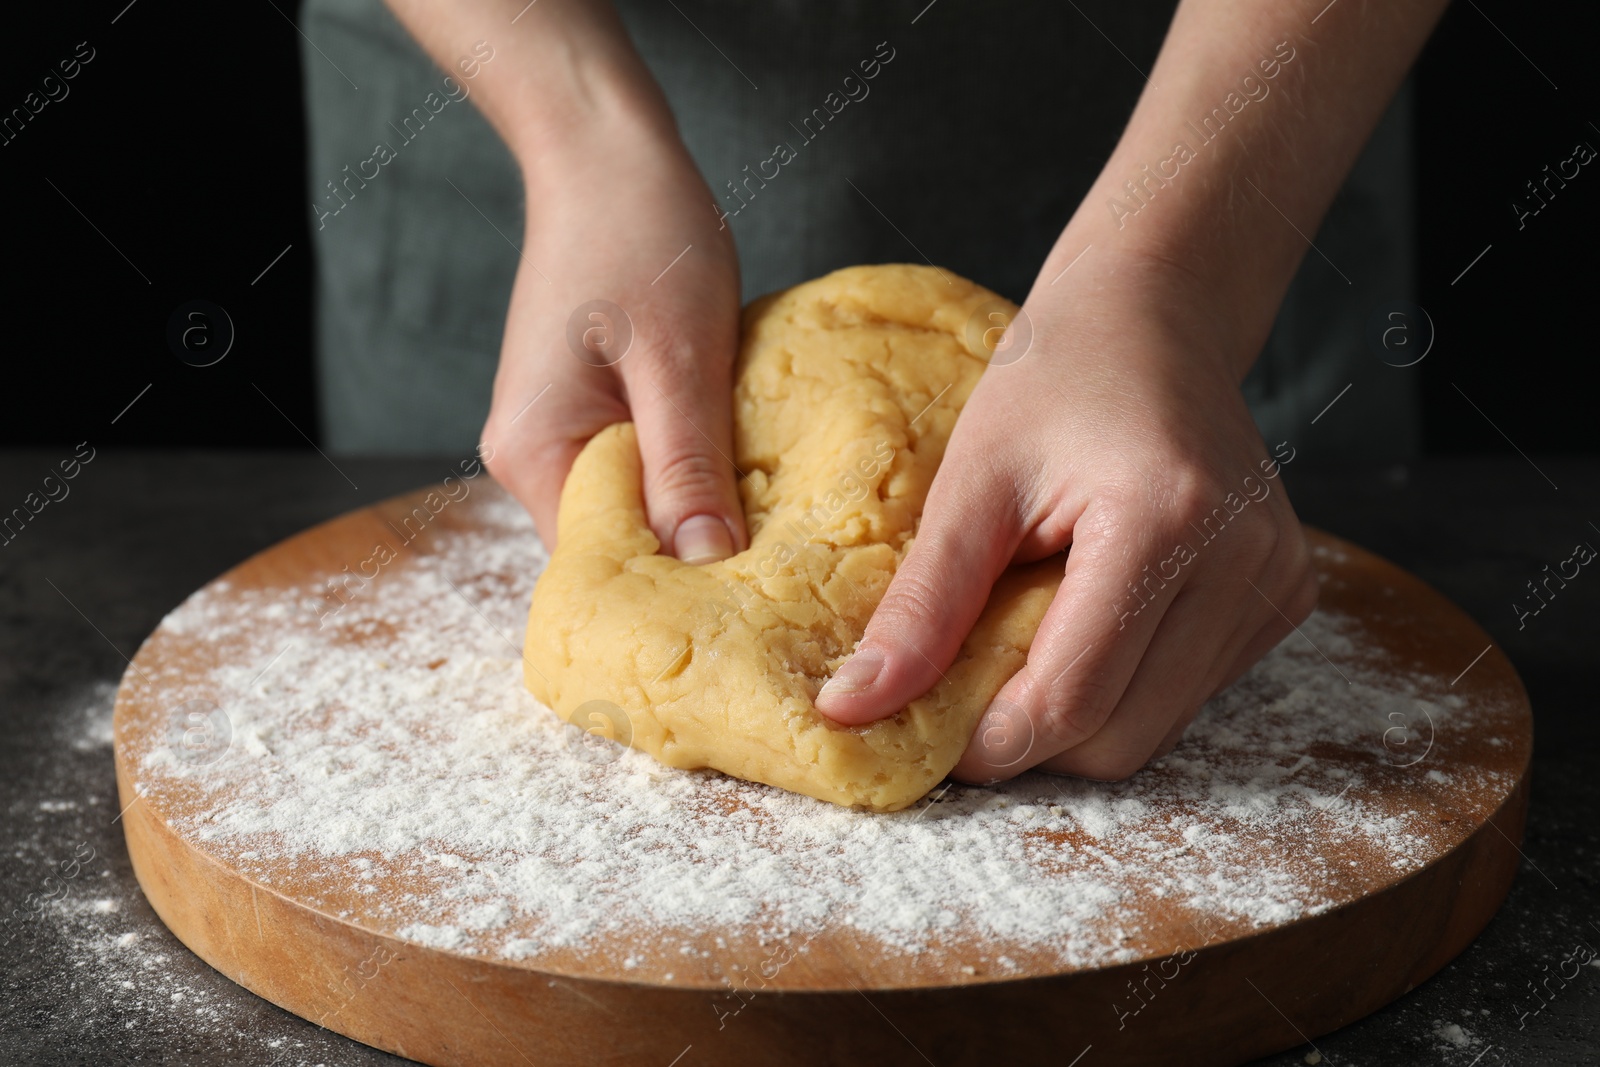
1038 0 1450 378
381 0 684 189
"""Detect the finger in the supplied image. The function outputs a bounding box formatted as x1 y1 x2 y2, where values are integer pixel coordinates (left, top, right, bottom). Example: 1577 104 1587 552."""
812 458 1021 726
1108 564 1319 766
495 436 583 546
949 509 1184 782
625 346 747 565
1151 708 1201 761
1211 571 1320 697
481 380 629 549
1145 607 1264 762
1038 586 1263 779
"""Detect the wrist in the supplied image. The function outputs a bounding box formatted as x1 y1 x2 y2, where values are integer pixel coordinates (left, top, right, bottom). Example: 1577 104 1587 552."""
520 99 708 209
501 46 686 186
1028 228 1255 387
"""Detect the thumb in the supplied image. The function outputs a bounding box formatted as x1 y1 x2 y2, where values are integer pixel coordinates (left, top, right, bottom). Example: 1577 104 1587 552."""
626 359 748 564
813 463 1019 726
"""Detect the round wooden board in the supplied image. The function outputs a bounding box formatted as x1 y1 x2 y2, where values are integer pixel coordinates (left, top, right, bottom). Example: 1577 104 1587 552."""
114 482 1532 1067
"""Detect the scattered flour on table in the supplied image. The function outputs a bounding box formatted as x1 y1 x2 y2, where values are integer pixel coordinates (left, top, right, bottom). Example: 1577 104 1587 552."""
35 889 358 1067
1432 1020 1477 1049
130 497 1513 972
11 683 346 1066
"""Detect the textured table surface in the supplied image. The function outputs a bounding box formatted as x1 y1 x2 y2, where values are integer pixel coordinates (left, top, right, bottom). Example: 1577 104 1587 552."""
1 450 1596 1067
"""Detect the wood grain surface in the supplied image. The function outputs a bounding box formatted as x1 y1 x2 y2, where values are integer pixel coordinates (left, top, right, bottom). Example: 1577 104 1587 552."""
113 483 1532 1067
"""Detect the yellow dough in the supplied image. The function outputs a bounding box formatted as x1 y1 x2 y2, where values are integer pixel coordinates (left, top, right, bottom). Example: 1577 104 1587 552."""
523 264 1062 811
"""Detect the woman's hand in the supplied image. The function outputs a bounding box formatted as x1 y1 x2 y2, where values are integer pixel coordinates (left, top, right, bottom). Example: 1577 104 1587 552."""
808 0 1453 781
813 251 1316 781
381 0 746 562
480 111 746 563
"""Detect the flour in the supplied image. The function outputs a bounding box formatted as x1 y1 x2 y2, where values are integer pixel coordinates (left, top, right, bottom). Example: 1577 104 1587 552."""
127 496 1517 976
6 683 363 1066
1431 1020 1476 1049
35 893 349 1067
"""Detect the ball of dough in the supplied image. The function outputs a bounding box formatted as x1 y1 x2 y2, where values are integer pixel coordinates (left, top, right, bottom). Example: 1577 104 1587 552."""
523 264 1062 811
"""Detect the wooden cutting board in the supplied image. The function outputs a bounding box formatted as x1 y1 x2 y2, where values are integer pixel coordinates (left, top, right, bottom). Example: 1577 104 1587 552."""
113 482 1531 1067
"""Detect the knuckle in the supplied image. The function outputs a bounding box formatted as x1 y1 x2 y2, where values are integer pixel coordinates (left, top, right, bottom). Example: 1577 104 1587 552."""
1081 478 1146 527
878 567 950 629
478 419 569 498
480 431 519 487
1124 456 1215 522
1175 493 1232 541
481 440 510 482
635 339 693 381
970 698 1036 771
1232 515 1282 564
627 326 729 386
1165 466 1219 519
1102 465 1229 550
647 448 731 504
1159 463 1286 567
1031 683 1110 750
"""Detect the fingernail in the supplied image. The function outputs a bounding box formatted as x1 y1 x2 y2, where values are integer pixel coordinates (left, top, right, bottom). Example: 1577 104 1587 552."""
818 648 885 698
674 514 734 565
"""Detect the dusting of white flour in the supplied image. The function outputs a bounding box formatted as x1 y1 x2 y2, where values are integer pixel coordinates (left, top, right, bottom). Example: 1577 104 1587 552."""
124 494 1515 978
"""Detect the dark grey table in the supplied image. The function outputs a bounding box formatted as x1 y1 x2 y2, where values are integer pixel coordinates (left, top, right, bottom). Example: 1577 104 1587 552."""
2 451 1595 1066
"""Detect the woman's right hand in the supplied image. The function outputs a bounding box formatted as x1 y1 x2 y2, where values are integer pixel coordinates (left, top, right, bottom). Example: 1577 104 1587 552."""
480 104 747 564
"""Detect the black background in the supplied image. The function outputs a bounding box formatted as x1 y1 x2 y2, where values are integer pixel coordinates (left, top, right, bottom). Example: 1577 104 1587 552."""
0 0 1595 453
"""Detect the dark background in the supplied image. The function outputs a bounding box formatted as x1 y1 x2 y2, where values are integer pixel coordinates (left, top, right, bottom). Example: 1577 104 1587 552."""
1 0 1596 455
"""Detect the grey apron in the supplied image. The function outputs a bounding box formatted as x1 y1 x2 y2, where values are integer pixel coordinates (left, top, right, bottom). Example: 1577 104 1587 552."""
301 0 1417 460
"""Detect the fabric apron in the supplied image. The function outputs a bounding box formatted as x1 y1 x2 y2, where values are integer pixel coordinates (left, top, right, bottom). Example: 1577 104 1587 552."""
301 0 1418 461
